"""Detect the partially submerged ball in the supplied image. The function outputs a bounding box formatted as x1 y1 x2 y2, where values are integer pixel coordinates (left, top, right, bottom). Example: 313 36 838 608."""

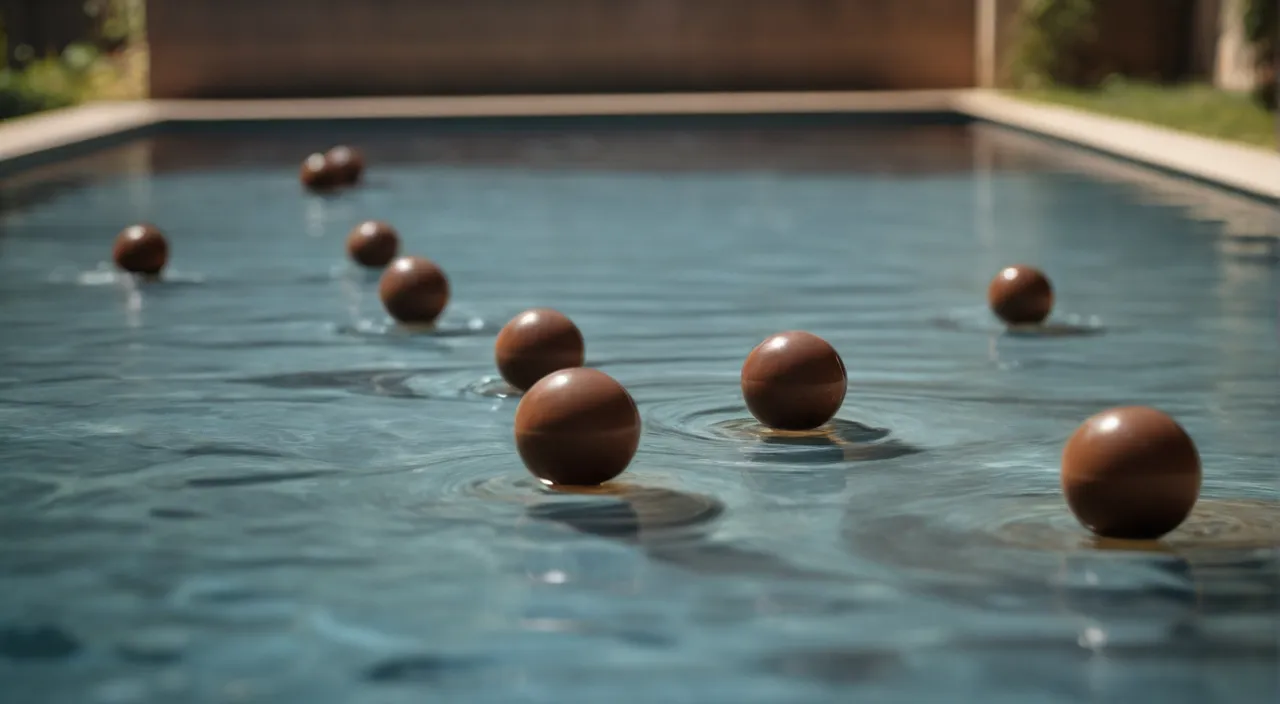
326 145 365 186
988 265 1054 325
514 368 641 486
346 221 400 268
378 255 450 324
112 224 169 276
741 331 847 431
495 309 586 391
1061 406 1201 540
300 152 338 191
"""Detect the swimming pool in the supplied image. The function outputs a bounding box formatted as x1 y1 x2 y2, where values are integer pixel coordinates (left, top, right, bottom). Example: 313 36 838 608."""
1 115 1276 703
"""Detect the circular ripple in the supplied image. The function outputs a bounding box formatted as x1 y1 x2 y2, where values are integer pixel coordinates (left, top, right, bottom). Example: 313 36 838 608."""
334 314 494 339
402 445 692 506
934 307 1106 337
992 498 1280 553
844 495 1280 614
239 366 471 401
392 445 725 545
632 377 923 464
403 370 515 402
1001 321 1107 338
48 266 207 287
525 485 725 543
239 366 521 404
462 376 519 399
403 446 537 507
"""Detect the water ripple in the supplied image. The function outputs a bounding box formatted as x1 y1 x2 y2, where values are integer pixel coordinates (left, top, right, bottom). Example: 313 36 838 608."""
334 314 494 339
844 496 1280 616
526 486 725 542
48 265 207 287
933 307 1108 337
236 366 503 401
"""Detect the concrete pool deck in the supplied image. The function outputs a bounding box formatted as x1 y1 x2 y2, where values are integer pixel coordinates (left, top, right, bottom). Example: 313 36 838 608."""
1 90 1277 206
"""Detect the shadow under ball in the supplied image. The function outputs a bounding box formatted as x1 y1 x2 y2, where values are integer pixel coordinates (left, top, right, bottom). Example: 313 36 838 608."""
346 221 400 268
741 331 847 431
1061 406 1201 540
326 146 364 186
988 265 1054 325
514 368 641 486
112 224 169 275
378 255 450 324
495 308 585 391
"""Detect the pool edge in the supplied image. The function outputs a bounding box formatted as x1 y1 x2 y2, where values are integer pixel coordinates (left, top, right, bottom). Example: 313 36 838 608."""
1 90 1277 207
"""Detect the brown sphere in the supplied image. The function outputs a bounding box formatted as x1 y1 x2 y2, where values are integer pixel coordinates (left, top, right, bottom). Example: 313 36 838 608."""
988 265 1054 325
378 255 450 324
346 221 400 268
495 309 586 392
514 368 641 486
741 331 847 431
300 153 338 191
326 145 364 185
112 224 169 275
1061 406 1201 540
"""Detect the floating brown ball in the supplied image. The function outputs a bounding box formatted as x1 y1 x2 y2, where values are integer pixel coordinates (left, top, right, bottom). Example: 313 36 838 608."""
378 255 450 324
112 224 169 275
514 368 641 486
495 309 586 392
326 146 364 186
1061 406 1201 540
300 153 338 191
741 331 847 431
988 265 1054 325
346 221 400 268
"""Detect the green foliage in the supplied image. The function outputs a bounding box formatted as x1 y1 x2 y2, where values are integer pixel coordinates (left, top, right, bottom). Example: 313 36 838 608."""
1008 0 1100 89
1243 0 1276 46
1 1 145 120
0 43 103 119
1019 81 1276 149
1242 0 1276 110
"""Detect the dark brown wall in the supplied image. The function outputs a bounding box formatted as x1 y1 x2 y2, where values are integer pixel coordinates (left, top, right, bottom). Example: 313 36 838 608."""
1 0 97 67
1092 0 1196 81
146 0 978 98
994 0 1197 86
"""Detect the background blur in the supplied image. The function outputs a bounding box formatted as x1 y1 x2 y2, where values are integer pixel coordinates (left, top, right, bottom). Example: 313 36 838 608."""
0 0 1276 148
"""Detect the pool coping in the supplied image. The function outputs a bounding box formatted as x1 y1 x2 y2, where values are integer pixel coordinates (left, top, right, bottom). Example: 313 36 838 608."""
1 89 1277 204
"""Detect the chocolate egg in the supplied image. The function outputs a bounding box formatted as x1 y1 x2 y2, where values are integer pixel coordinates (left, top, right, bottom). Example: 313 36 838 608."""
346 221 400 268
326 146 364 186
1061 406 1201 540
741 331 847 431
112 224 169 275
495 309 585 391
988 265 1054 325
378 255 450 324
300 153 338 191
514 368 641 486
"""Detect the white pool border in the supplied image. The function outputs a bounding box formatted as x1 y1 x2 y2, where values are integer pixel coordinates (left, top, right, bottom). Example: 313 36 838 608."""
1 89 1277 203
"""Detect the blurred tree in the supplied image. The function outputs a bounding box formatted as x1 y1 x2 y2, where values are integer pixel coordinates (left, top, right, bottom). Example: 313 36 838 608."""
1008 0 1099 89
0 0 96 68
1242 0 1276 109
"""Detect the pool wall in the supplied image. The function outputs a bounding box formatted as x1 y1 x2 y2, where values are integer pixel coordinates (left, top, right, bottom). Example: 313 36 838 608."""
142 0 1195 99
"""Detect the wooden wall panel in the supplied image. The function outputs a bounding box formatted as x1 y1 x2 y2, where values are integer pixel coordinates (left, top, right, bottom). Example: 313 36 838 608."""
146 0 979 98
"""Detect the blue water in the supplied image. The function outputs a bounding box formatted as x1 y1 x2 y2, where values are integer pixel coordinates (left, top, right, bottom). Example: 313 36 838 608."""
0 120 1277 703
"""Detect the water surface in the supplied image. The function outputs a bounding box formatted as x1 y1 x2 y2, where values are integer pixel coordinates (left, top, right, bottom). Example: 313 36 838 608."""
1 118 1277 703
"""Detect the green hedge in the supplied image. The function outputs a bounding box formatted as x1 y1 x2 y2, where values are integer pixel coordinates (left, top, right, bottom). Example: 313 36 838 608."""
1243 0 1276 109
1008 0 1099 89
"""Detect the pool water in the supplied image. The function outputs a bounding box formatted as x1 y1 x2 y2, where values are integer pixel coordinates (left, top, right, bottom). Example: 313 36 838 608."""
0 118 1277 703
